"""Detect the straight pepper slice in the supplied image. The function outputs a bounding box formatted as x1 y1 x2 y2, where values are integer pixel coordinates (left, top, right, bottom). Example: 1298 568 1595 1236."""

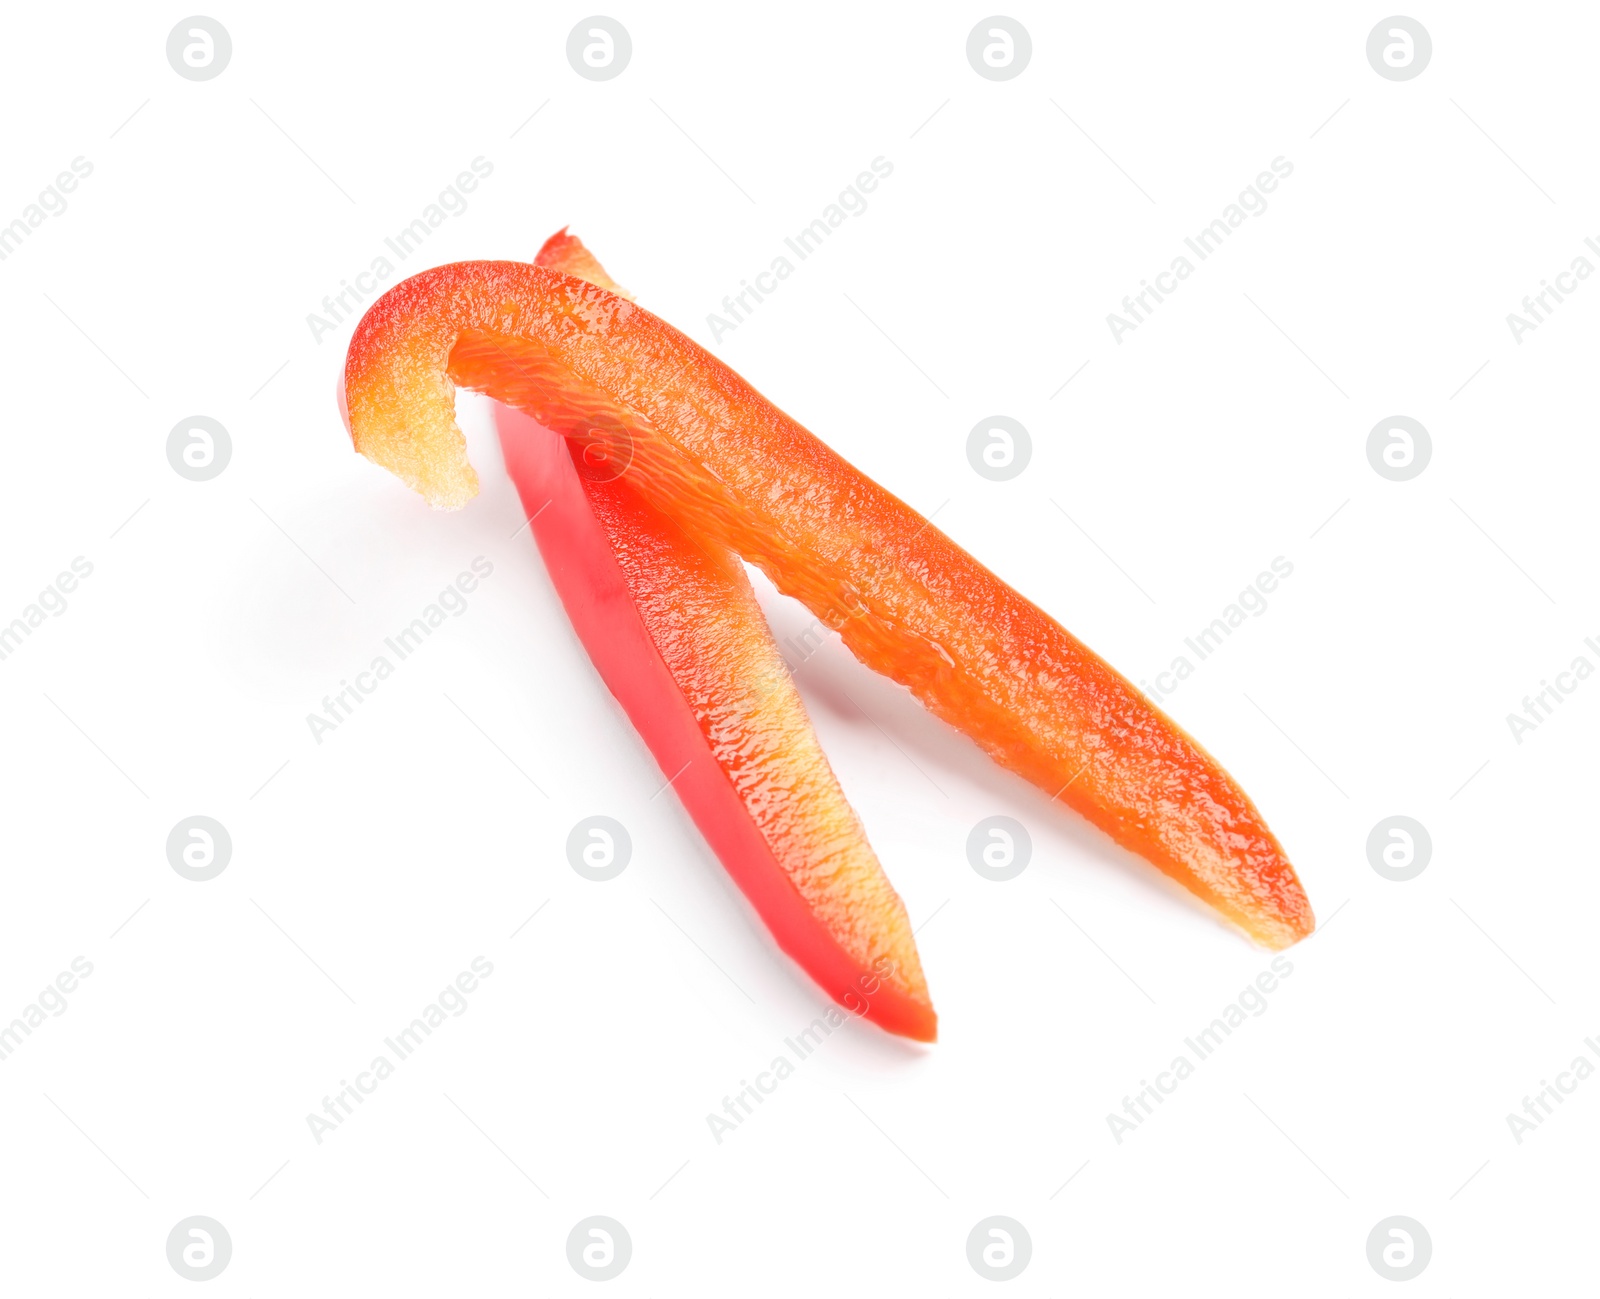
345 238 1314 950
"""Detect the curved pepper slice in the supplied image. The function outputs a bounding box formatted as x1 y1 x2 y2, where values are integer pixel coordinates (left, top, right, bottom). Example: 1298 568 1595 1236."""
511 237 932 1035
495 400 934 1038
345 237 1314 954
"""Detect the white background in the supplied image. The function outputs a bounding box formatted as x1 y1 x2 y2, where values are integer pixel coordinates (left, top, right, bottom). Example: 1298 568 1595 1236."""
1 2 1595 1292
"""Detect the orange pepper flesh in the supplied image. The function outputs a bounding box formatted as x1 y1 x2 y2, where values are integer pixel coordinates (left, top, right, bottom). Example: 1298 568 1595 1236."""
495 400 935 1038
345 237 1314 953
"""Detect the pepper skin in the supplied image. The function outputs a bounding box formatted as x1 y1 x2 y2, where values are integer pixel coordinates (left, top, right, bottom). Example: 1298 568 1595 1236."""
344 237 1314 952
496 400 935 1039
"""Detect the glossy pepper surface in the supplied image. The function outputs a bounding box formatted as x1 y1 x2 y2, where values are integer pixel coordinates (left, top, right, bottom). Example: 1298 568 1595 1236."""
343 231 1314 1034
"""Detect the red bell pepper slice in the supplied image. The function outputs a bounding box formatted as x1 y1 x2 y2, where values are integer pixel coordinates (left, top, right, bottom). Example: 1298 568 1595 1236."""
343 232 1314 995
495 399 934 1038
